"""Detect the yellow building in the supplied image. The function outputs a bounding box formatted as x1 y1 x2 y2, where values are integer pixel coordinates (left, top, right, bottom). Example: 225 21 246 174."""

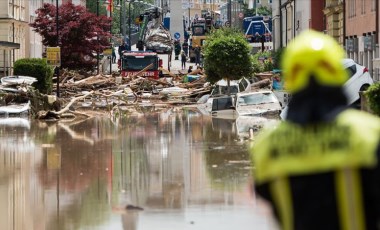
323 0 344 45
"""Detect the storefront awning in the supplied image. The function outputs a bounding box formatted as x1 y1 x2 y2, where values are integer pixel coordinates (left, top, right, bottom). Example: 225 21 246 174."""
0 41 20 50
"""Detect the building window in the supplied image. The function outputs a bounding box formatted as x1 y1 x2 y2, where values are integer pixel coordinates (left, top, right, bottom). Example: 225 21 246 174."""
348 0 356 18
256 0 261 4
371 0 376 11
361 0 365 14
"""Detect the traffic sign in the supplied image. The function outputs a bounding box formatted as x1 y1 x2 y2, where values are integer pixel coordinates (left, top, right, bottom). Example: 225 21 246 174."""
239 12 244 19
174 32 181 40
46 47 61 67
103 48 112 56
225 21 230 27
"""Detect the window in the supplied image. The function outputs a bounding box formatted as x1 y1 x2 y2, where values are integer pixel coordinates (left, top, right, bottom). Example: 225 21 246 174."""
361 0 365 14
212 97 234 111
345 65 356 79
371 0 376 11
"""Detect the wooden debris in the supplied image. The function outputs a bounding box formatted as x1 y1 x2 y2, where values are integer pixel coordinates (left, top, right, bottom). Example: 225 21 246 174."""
1 67 275 120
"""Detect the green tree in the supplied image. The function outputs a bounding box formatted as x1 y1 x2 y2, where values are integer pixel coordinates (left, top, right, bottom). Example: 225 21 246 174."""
242 4 272 17
203 27 253 94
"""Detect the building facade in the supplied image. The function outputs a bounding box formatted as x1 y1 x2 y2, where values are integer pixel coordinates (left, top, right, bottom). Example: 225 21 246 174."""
273 0 379 82
345 0 378 80
0 0 28 75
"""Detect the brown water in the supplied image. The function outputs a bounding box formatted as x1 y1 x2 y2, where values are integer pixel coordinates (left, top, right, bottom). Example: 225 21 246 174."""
0 107 277 230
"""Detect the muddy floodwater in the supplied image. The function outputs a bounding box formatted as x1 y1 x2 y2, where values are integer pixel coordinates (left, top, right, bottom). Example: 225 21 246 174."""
0 107 278 230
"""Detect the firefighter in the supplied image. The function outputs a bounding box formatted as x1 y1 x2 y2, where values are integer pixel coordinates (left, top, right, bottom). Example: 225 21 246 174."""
250 30 380 230
174 40 181 60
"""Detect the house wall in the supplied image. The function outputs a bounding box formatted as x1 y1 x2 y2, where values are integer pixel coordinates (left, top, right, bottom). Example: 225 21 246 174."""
345 0 377 77
0 0 28 75
29 0 44 58
295 0 310 36
310 0 324 32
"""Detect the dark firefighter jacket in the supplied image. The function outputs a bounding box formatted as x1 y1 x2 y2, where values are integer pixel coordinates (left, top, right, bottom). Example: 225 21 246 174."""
251 108 380 230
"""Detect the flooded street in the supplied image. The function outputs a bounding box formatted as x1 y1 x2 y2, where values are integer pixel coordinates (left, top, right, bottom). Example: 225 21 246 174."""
0 107 278 230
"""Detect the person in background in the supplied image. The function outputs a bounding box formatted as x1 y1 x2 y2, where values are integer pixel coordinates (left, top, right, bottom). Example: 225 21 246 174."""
118 42 127 58
194 45 201 66
182 40 189 56
187 65 193 74
180 50 187 70
111 45 116 63
250 30 380 230
174 40 181 60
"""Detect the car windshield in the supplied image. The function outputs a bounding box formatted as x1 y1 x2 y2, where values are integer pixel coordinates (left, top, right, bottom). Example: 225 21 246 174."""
237 92 277 106
123 56 157 70
211 85 239 96
211 97 234 111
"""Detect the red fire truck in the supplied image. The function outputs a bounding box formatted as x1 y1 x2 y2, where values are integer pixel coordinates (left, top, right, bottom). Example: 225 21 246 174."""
119 51 163 79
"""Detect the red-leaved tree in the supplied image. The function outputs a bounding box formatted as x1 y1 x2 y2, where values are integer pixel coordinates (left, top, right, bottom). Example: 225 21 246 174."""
30 3 111 70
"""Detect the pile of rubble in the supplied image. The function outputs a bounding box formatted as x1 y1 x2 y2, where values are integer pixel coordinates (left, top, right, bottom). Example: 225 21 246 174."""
0 67 213 120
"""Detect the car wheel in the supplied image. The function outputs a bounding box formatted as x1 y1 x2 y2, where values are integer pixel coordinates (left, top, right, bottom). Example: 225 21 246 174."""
354 84 371 110
360 84 370 92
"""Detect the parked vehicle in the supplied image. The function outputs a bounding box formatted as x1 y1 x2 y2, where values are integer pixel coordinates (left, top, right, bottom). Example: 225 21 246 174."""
342 58 374 105
119 51 162 78
243 16 272 42
280 59 374 119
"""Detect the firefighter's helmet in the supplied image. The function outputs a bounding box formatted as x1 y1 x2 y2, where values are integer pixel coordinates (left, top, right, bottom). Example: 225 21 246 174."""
281 30 347 93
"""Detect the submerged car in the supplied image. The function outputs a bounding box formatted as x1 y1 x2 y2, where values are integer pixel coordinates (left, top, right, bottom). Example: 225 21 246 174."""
209 90 282 119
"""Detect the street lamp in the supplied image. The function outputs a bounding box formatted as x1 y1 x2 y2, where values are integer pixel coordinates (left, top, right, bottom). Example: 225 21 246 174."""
103 0 115 73
128 0 135 51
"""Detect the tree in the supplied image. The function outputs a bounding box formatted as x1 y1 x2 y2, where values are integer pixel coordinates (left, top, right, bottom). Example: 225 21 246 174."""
242 3 272 17
203 27 253 94
30 3 111 70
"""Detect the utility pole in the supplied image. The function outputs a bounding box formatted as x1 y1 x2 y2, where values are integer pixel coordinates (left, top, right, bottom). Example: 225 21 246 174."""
122 0 127 40
227 0 231 26
128 0 131 47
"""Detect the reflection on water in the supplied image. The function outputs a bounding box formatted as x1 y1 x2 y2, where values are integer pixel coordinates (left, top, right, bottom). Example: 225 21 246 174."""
0 108 277 230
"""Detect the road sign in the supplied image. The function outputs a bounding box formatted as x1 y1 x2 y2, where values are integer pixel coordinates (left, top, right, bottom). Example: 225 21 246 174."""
225 21 230 27
103 48 112 56
46 47 61 67
174 32 181 40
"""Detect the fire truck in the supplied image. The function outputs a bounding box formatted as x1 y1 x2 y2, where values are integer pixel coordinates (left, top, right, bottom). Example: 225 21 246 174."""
118 7 172 79
119 51 163 79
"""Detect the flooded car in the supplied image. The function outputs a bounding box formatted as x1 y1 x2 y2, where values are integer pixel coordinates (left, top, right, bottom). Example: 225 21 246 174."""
207 90 282 119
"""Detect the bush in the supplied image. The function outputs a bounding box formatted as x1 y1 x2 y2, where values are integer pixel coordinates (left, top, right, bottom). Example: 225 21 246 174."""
14 58 54 94
364 82 380 116
252 51 273 73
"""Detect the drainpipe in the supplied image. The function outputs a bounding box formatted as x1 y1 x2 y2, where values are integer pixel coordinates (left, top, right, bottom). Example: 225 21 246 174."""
285 4 287 45
343 0 345 41
376 0 379 45
293 0 296 38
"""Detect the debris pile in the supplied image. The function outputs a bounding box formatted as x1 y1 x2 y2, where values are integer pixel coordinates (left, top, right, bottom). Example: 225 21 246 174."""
0 67 211 120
